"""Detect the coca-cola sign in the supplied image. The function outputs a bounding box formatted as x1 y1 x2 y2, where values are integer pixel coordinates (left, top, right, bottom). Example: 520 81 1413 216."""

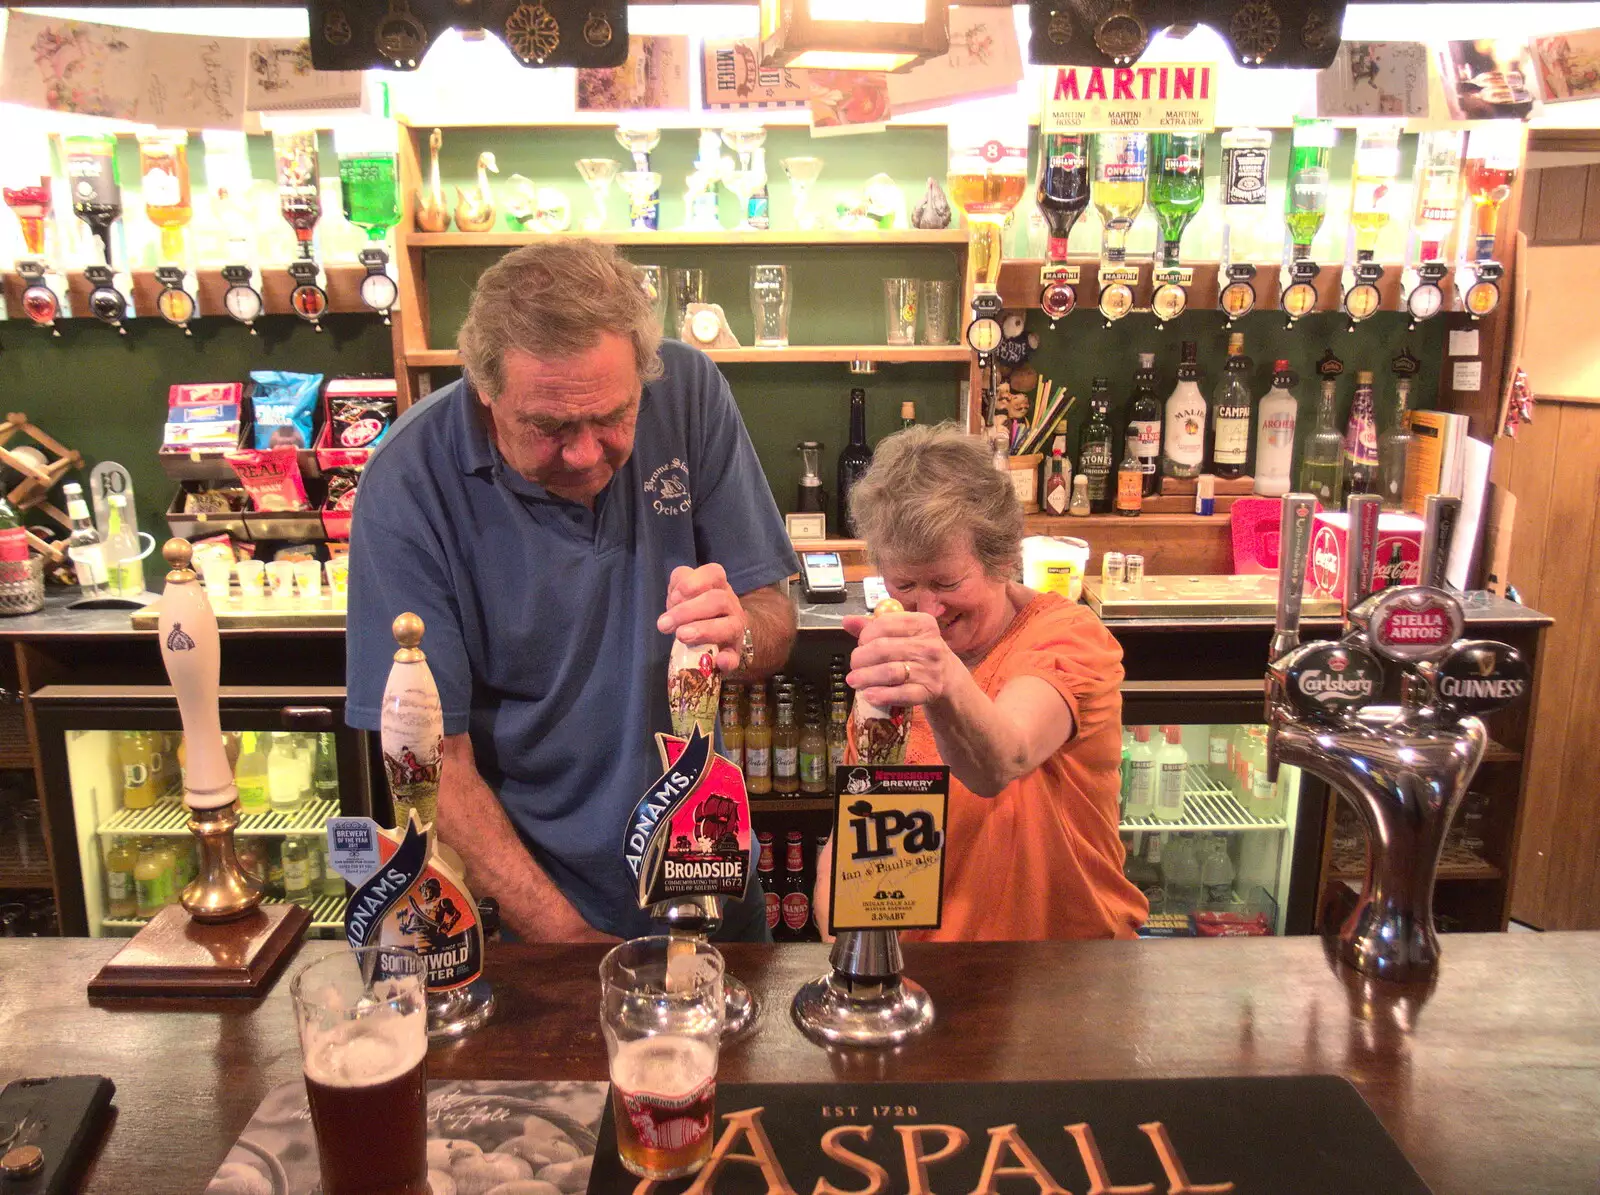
1372 534 1421 590
1436 640 1531 715
1310 524 1342 595
1284 642 1383 717
1368 586 1464 662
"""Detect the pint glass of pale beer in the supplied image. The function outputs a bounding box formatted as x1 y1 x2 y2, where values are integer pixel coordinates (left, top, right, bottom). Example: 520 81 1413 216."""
600 936 726 1180
291 946 430 1195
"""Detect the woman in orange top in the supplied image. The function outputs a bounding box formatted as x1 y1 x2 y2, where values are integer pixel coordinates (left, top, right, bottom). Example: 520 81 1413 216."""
830 423 1146 941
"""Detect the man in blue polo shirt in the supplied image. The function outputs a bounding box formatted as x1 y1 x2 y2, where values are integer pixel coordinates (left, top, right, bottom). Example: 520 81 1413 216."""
345 242 797 942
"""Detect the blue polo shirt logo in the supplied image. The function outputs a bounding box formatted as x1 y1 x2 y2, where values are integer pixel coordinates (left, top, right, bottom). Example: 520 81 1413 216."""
645 457 692 516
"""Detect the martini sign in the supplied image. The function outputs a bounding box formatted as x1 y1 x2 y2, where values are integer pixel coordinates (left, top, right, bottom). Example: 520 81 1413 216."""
1042 63 1217 133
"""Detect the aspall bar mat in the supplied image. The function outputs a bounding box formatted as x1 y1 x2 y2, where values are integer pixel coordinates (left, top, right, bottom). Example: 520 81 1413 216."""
588 1077 1432 1195
205 1079 606 1194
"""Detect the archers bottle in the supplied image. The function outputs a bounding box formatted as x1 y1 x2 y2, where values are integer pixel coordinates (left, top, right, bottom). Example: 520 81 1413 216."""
1254 360 1299 497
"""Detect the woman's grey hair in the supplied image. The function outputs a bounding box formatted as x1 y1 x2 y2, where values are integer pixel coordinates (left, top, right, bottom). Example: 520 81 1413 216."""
457 241 664 399
848 422 1024 579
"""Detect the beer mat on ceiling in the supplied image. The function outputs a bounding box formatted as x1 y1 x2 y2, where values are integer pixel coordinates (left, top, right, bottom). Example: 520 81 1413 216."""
587 1076 1431 1195
205 1079 606 1195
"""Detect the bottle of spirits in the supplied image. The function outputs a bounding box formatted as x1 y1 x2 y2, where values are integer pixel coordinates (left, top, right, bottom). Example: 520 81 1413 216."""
64 133 123 267
137 130 193 264
1377 375 1415 510
1147 132 1205 267
1124 726 1156 820
1410 130 1465 264
1300 378 1345 505
1037 131 1090 262
1127 351 1162 495
1116 432 1143 518
336 140 401 242
1343 370 1379 500
1091 132 1148 263
272 129 322 260
1254 359 1299 497
1220 127 1272 265
1284 117 1336 262
1348 124 1401 262
1463 126 1519 261
1162 341 1206 481
1043 436 1069 516
63 482 109 600
837 388 873 537
1212 333 1252 481
1079 381 1115 513
1154 725 1187 824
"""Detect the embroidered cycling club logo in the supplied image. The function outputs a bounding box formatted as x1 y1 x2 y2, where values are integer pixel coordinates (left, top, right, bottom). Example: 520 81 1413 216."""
645 458 692 516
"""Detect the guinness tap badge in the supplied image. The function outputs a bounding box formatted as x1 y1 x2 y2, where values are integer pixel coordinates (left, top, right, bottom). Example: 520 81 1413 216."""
1435 640 1531 715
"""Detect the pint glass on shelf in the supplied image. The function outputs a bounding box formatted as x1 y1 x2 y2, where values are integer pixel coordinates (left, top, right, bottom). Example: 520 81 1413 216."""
600 936 725 1180
292 945 430 1195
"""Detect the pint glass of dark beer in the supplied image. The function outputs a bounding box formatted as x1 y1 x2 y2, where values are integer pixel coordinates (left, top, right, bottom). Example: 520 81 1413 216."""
291 946 430 1195
600 936 726 1180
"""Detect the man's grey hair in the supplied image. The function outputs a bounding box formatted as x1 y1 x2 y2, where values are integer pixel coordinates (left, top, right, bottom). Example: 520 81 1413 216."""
457 241 664 399
848 422 1024 579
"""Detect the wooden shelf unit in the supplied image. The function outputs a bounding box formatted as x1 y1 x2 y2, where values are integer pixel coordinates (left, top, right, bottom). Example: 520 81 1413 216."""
1 265 373 323
389 123 979 410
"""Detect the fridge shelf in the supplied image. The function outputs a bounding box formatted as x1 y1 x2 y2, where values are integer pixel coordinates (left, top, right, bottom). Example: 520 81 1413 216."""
1120 766 1288 834
101 892 346 934
97 797 339 838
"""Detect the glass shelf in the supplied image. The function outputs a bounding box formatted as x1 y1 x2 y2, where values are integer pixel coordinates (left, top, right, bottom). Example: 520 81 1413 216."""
102 892 346 934
1120 766 1289 834
97 797 338 838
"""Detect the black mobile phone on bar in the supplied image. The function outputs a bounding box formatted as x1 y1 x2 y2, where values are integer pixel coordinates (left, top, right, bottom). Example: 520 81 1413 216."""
800 552 847 603
0 1074 115 1193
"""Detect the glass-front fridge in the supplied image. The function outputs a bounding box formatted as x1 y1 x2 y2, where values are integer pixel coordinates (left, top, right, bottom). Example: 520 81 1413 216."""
32 686 372 938
1118 722 1310 937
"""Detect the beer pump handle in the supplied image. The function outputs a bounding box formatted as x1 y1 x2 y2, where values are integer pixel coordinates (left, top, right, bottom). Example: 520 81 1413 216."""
1420 494 1462 590
382 613 443 830
1270 494 1318 663
156 539 237 811
1344 494 1382 630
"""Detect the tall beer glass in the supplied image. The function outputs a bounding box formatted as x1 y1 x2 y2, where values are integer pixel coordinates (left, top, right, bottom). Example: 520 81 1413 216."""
292 946 430 1195
600 936 725 1180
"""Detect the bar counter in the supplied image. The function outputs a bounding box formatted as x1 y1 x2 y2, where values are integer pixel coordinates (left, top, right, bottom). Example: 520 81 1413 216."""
3 933 1596 1193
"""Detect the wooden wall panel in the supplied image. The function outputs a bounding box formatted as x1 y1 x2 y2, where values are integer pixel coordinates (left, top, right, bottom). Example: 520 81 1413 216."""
1533 165 1590 244
1509 401 1600 930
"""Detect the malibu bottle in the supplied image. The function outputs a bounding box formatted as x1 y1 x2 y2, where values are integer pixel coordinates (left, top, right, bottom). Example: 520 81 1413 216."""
1162 342 1206 481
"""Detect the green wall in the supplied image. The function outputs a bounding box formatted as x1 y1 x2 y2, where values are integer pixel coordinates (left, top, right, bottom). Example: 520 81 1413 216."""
0 315 393 541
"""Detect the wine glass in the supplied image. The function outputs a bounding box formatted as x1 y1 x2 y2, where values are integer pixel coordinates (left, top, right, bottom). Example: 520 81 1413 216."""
576 158 618 232
781 157 824 231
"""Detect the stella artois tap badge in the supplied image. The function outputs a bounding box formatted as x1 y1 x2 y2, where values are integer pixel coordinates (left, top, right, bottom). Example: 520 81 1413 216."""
331 613 494 1038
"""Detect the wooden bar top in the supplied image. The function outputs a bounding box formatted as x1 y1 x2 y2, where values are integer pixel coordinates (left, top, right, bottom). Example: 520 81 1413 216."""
2 934 1597 1194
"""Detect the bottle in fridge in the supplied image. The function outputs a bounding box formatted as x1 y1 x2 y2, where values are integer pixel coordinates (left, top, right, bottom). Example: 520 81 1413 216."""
1154 725 1187 822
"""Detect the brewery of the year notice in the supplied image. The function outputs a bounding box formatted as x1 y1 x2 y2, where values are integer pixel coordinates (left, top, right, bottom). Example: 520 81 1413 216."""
1042 64 1217 133
828 765 947 934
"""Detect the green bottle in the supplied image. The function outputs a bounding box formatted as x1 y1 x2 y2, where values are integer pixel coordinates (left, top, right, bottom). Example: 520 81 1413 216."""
1079 380 1115 514
1147 132 1205 267
1285 117 1336 260
338 153 400 240
1299 379 1345 505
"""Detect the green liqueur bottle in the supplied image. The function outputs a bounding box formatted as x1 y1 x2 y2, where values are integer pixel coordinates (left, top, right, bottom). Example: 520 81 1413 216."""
1299 378 1345 505
1147 132 1206 267
339 153 400 240
1285 117 1336 261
